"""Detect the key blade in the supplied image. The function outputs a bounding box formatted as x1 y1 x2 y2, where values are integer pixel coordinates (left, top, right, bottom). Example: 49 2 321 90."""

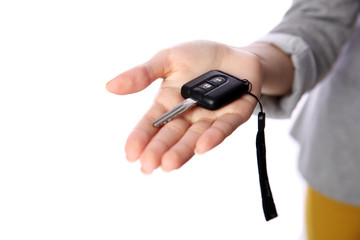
152 98 197 127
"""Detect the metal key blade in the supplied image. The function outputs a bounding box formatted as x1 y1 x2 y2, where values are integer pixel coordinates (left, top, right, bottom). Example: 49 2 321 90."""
152 98 197 127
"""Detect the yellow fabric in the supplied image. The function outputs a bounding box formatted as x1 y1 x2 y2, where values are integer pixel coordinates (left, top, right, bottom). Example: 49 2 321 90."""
306 186 360 240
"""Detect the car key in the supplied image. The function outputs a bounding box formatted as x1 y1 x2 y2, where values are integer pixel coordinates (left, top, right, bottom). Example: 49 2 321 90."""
152 70 250 127
152 70 278 221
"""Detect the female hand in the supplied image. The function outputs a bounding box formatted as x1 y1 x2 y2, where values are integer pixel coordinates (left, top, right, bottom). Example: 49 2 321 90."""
106 40 264 173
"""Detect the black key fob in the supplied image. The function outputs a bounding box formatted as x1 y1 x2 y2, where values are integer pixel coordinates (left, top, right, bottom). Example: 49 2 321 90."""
181 70 250 110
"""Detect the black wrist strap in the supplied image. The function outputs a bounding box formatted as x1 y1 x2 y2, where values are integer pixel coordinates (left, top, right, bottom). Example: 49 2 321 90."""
247 92 277 221
256 112 277 221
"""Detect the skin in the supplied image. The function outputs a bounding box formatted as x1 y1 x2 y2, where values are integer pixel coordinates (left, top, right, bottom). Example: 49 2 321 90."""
106 40 294 174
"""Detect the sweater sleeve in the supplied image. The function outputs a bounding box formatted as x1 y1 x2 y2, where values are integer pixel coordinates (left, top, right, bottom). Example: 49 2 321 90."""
256 0 360 118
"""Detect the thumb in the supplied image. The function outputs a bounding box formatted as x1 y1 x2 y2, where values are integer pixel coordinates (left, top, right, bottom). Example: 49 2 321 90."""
106 50 170 95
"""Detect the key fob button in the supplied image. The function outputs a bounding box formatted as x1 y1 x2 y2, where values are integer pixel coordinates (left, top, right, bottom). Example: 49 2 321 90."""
208 76 226 86
198 82 215 92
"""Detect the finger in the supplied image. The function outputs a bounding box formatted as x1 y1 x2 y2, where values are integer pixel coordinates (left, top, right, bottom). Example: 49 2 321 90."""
106 50 170 95
161 119 213 172
195 113 246 154
125 87 190 166
139 118 190 174
125 103 166 162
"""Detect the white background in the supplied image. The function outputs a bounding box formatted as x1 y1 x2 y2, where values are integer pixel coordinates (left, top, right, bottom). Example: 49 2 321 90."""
0 0 306 239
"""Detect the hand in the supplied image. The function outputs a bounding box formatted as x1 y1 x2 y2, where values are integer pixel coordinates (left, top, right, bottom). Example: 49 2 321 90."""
106 40 263 173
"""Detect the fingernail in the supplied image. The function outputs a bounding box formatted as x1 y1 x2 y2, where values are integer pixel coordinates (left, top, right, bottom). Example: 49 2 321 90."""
161 165 172 172
194 149 205 155
126 156 136 162
141 169 152 175
141 166 153 175
105 81 112 92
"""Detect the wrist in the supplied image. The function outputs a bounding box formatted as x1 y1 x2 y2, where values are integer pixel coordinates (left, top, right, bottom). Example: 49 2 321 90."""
242 42 294 96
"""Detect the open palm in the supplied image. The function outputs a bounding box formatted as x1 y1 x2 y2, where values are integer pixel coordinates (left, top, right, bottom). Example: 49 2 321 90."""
106 40 263 173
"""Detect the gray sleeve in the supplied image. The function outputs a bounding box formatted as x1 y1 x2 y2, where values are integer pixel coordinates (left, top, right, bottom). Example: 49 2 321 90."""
256 0 360 118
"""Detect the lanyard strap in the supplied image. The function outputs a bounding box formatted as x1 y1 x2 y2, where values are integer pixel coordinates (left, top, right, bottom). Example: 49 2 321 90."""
256 112 277 221
246 90 277 221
